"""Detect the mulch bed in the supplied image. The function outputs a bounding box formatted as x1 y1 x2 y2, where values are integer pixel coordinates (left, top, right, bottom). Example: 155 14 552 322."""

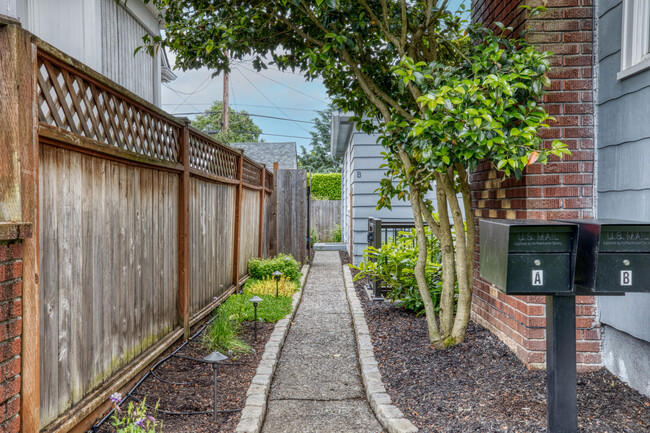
341 251 650 433
95 318 273 433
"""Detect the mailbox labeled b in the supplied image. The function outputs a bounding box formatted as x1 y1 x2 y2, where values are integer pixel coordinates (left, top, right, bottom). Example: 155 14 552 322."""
480 220 578 295
568 220 650 294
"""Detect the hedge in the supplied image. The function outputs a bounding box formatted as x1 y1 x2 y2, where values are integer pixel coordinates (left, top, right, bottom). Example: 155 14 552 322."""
309 173 341 200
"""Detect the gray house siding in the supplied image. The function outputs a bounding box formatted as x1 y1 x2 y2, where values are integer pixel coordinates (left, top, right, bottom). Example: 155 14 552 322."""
341 131 431 265
597 0 650 396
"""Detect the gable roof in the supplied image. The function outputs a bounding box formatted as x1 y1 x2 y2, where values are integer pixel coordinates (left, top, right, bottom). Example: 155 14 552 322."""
233 142 298 169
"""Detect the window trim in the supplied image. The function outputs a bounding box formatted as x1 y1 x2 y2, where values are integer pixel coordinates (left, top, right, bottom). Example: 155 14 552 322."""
618 0 650 80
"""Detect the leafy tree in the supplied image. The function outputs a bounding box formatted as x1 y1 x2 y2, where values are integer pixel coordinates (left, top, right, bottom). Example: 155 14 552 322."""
192 100 263 143
298 105 342 173
141 1 568 348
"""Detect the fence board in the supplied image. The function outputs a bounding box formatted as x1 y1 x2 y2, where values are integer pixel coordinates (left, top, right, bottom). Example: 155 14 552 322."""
239 188 261 277
311 200 341 242
38 145 180 428
189 178 236 314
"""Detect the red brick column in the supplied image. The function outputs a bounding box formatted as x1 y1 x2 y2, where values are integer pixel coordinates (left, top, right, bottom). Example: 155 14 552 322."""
0 223 31 433
471 0 600 370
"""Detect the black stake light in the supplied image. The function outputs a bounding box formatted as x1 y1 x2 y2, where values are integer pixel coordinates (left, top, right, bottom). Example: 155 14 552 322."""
203 351 228 422
272 270 283 297
249 295 263 341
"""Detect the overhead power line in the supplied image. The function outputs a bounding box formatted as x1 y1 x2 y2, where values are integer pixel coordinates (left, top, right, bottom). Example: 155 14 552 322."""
163 102 322 113
235 64 327 103
171 110 316 124
207 129 312 140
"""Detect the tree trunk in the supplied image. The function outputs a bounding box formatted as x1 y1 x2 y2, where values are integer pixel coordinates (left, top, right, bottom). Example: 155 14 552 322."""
439 170 471 343
409 186 445 349
429 172 455 338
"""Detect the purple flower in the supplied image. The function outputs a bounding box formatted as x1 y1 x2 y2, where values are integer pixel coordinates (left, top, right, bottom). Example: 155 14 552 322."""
228 350 233 356
147 416 156 423
110 392 122 404
135 418 146 429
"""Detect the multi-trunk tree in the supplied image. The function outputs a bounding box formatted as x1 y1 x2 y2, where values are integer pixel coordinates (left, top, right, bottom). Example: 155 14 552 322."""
141 0 568 348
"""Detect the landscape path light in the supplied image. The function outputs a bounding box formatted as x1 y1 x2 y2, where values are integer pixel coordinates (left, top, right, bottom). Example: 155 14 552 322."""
249 295 263 341
203 351 228 422
272 270 283 297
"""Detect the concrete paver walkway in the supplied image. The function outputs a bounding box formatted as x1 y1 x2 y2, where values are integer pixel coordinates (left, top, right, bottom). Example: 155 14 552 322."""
261 251 384 433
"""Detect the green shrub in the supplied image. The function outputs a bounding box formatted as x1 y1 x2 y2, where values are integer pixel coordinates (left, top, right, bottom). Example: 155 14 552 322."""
220 292 294 323
351 226 457 315
309 173 341 200
248 254 301 285
331 224 342 242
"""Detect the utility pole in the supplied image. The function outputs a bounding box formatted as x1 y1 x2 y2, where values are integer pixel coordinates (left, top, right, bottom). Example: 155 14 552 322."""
222 50 230 141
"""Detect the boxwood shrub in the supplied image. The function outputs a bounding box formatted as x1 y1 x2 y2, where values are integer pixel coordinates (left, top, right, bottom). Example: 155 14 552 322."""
309 173 341 200
247 254 302 285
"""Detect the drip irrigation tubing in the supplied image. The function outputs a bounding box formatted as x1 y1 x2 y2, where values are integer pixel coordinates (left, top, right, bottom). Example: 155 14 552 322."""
90 317 214 432
127 394 242 416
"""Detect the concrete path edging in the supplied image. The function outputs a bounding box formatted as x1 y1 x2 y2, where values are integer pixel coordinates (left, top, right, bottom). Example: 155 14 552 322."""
342 265 419 433
235 264 310 433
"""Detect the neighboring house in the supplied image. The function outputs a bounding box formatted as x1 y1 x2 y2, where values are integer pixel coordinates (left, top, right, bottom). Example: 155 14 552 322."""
594 0 650 396
470 0 650 397
234 142 298 170
1 0 175 106
331 111 440 265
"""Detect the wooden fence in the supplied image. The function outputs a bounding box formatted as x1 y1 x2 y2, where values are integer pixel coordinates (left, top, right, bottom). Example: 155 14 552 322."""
272 169 308 264
0 23 275 432
311 199 341 242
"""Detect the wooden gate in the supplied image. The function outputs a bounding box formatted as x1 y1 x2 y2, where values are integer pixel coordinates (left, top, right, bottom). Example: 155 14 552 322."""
272 169 307 264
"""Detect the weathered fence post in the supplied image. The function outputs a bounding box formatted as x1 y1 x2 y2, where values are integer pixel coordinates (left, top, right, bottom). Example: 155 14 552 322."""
232 151 244 288
0 20 40 433
257 167 265 258
178 123 191 338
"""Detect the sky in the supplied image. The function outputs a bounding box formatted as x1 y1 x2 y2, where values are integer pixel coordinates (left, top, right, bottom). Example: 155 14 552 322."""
161 0 468 153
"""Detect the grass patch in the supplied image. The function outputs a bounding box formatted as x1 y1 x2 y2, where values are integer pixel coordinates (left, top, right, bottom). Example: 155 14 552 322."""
220 292 294 323
202 313 251 354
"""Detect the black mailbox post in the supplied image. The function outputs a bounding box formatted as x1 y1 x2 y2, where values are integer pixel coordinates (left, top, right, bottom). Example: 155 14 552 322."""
480 219 578 295
480 219 580 433
567 219 650 294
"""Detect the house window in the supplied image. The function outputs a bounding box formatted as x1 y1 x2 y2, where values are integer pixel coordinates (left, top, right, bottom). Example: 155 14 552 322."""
618 0 650 79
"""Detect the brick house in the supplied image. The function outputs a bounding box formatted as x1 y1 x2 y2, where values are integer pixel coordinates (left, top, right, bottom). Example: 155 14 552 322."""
471 0 650 397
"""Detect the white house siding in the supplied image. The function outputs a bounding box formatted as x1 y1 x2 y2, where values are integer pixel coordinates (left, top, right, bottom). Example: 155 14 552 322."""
596 0 650 397
101 0 156 103
15 0 160 105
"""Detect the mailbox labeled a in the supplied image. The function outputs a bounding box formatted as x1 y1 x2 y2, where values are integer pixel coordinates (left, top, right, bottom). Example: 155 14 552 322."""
568 220 650 294
480 219 578 295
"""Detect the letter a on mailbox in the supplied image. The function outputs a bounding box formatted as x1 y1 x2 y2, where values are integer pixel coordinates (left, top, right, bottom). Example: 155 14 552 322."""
533 270 544 286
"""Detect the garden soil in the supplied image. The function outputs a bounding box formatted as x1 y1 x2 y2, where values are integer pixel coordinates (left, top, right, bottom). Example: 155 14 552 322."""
95 320 273 433
342 251 650 433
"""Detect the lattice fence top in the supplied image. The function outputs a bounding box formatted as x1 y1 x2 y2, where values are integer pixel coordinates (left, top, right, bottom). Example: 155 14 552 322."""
242 159 263 186
37 53 181 164
189 131 239 179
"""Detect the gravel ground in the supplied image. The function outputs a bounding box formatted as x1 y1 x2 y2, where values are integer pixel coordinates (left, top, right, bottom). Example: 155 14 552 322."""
341 251 650 433
95 318 274 433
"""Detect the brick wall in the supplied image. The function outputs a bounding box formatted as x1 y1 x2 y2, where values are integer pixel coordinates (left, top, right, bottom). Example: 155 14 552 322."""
470 0 600 370
0 224 30 433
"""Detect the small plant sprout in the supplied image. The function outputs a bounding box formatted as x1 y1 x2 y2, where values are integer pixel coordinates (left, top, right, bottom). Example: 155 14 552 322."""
110 397 162 433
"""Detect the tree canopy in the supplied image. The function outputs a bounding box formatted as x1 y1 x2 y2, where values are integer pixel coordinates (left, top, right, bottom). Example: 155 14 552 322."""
298 105 342 173
192 100 263 143
142 0 568 348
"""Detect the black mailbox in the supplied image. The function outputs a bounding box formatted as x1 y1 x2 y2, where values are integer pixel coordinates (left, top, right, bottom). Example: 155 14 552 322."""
566 219 650 294
480 219 578 295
